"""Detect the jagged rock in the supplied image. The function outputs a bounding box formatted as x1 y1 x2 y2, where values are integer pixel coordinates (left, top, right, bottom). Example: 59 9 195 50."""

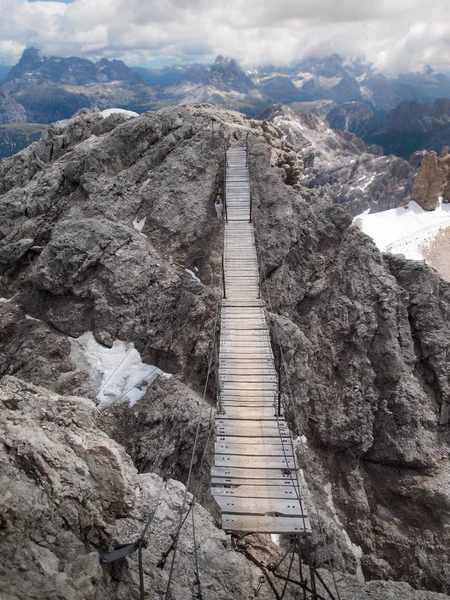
258 104 414 215
99 375 215 509
248 131 450 591
0 376 292 600
1 105 449 596
1 375 449 600
410 150 447 210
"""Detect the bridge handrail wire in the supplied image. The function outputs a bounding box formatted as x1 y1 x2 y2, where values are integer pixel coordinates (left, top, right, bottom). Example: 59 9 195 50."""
163 297 221 600
252 210 342 600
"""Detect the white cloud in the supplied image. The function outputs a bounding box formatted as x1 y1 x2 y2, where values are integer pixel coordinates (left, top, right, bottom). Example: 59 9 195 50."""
0 0 449 73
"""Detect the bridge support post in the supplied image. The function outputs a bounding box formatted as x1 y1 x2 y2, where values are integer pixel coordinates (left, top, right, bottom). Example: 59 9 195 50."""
222 254 226 299
277 345 282 417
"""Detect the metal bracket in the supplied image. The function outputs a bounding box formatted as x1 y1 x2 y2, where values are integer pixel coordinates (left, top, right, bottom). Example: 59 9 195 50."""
100 539 147 565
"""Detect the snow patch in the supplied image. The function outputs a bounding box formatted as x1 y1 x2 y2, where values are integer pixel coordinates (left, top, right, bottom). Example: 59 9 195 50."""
354 199 450 261
295 434 308 449
185 268 201 283
101 108 139 118
133 216 146 232
25 314 40 322
376 504 402 525
324 482 364 582
270 534 281 545
358 173 381 192
0 296 16 303
69 332 170 406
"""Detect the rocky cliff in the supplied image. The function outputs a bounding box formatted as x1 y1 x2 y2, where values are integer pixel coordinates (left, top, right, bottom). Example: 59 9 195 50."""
258 104 414 215
0 104 449 598
411 147 450 210
0 48 155 127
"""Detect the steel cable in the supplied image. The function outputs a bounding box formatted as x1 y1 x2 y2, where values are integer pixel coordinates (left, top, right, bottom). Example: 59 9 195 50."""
163 298 221 600
252 202 342 600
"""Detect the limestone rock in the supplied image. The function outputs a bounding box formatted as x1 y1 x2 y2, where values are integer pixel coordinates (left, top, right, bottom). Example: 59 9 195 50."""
1 105 449 596
249 131 450 591
258 104 414 216
2 377 449 600
411 149 450 209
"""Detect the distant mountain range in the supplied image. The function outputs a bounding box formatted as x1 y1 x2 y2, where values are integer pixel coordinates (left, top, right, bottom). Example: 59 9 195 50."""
1 48 450 159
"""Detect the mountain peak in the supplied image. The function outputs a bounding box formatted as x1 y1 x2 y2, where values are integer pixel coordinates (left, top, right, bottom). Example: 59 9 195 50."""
208 55 253 93
4 48 144 87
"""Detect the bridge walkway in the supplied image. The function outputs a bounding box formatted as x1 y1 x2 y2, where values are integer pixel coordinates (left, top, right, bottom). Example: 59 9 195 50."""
211 146 311 534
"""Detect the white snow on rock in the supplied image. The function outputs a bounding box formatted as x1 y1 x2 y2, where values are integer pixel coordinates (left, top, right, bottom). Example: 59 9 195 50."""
185 268 201 283
25 314 41 322
324 482 364 582
101 108 139 119
69 332 170 406
354 199 450 260
133 216 146 232
270 534 281 545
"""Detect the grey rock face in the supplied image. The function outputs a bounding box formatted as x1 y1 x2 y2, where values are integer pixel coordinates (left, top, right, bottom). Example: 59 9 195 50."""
1 105 449 596
0 376 135 600
2 376 449 600
248 134 450 591
99 375 215 509
0 106 225 382
258 104 414 216
0 376 285 600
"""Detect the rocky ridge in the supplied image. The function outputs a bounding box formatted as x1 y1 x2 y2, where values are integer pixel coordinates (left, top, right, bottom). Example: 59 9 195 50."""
0 48 155 126
411 147 450 210
3 376 448 600
258 104 414 215
0 104 449 597
3 49 450 160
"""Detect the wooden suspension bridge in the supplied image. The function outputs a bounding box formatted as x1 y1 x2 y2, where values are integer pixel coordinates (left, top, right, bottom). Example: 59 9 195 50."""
211 146 311 535
101 142 339 600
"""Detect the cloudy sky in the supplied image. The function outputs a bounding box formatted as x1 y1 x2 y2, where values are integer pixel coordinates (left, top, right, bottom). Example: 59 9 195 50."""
0 0 449 73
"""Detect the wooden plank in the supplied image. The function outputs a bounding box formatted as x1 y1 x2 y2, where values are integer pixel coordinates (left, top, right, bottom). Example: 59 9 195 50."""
212 477 298 487
215 442 293 456
219 410 280 421
220 346 272 353
220 350 273 357
222 515 311 534
213 484 302 500
219 358 273 364
220 344 272 350
220 394 278 400
220 387 277 393
215 435 290 445
221 385 278 392
215 496 304 517
220 376 277 384
221 394 277 400
215 414 284 424
216 417 288 427
219 369 276 376
215 428 290 439
222 301 264 307
211 466 296 480
215 455 297 469
220 397 278 403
